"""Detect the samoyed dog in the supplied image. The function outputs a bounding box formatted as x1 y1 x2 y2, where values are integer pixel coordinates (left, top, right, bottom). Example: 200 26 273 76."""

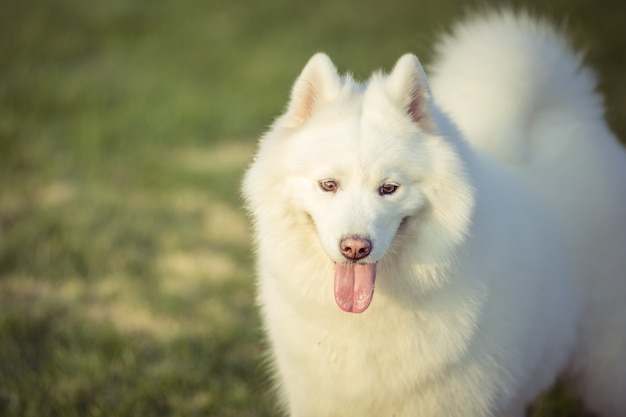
243 11 626 417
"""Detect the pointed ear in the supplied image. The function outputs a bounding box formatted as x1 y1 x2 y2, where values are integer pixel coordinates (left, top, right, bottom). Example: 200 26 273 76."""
283 53 342 128
386 54 435 130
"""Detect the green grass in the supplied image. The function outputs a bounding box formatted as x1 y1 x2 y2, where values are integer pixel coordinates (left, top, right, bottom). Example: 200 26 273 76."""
1 0 624 415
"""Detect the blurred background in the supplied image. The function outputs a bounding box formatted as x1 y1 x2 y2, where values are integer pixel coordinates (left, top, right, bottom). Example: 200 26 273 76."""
1 0 624 416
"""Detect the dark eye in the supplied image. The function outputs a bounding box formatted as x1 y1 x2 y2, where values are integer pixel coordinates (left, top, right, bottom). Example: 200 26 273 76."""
379 183 399 195
320 180 338 192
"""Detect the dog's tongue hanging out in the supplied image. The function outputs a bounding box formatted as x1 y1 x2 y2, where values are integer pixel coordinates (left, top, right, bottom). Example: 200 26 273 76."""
334 263 377 313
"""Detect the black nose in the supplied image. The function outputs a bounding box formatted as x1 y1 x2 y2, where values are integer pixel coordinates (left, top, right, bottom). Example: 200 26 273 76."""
340 237 372 261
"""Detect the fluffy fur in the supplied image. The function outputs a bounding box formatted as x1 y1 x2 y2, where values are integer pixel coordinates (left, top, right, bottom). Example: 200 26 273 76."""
242 10 626 417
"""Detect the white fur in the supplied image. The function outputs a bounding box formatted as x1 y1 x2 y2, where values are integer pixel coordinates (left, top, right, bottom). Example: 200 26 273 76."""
243 10 626 417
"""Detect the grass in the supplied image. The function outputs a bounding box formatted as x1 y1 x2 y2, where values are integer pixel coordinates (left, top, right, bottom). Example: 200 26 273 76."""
1 0 624 415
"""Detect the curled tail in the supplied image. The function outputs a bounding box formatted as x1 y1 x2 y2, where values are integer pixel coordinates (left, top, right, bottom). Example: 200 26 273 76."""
428 10 603 165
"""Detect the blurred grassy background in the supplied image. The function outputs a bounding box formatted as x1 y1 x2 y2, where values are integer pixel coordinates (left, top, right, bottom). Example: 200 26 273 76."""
1 0 624 416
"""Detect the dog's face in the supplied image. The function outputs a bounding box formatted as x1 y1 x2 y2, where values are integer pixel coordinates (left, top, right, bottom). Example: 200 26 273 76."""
286 110 429 266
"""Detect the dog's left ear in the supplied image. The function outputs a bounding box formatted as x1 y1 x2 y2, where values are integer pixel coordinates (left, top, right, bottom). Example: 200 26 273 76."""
386 54 436 131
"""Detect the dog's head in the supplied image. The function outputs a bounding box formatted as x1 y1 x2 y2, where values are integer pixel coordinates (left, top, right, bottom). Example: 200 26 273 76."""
244 54 474 313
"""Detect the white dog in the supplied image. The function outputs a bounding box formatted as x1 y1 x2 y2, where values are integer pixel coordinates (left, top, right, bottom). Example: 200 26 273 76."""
243 10 626 417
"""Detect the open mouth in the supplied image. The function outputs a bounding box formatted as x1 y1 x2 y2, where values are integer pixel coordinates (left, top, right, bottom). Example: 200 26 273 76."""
334 262 377 313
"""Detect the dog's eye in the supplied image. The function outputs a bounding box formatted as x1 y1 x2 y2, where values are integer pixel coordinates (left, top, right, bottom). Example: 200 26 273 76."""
320 180 338 192
379 183 399 195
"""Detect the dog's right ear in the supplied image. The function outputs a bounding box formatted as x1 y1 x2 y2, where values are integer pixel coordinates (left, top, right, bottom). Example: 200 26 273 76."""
283 53 342 128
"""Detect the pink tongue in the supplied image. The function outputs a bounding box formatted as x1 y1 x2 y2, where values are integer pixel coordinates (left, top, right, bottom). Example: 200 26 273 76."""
334 263 377 313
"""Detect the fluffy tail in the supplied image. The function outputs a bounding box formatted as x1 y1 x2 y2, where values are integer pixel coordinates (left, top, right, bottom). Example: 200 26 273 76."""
428 10 603 165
